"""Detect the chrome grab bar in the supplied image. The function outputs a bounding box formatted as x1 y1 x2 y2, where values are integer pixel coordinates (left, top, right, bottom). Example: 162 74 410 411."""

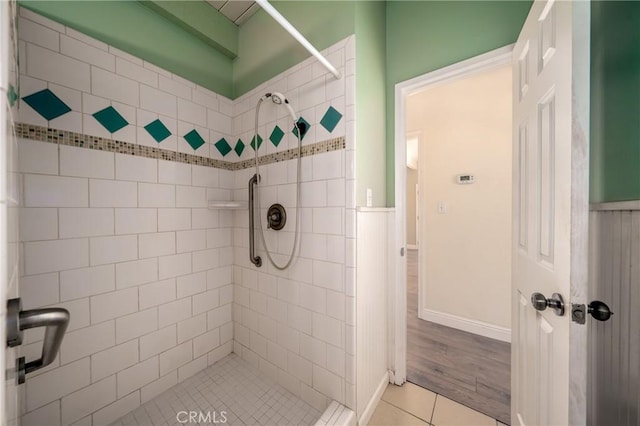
249 174 262 267
6 298 70 384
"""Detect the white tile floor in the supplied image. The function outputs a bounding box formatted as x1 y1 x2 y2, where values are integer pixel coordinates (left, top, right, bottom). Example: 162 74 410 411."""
111 354 321 426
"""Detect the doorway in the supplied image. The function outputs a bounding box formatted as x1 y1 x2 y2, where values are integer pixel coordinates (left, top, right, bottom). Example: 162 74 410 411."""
395 46 514 424
391 2 593 424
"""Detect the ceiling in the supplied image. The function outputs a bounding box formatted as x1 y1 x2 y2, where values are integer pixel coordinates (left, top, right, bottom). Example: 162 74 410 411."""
206 1 259 26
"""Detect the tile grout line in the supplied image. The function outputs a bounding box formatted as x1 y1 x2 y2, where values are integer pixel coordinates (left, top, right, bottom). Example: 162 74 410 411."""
381 386 502 426
379 393 434 425
431 393 438 424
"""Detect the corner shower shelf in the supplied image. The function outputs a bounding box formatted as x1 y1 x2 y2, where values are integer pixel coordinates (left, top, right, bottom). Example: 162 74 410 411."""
207 200 247 210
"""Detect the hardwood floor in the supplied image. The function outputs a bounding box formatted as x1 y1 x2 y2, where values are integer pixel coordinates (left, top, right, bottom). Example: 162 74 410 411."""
406 249 511 424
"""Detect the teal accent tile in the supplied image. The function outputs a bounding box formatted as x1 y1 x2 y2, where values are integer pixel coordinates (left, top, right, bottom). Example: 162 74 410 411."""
184 129 206 150
93 106 128 133
22 89 71 121
7 84 18 107
234 139 245 156
215 138 232 157
320 106 343 133
250 134 263 151
292 117 310 141
144 119 171 143
269 125 284 147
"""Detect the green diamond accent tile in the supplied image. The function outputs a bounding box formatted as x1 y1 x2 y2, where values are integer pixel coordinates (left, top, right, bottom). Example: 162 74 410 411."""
93 106 128 133
292 117 310 141
215 138 232 157
144 119 171 143
250 134 263 151
234 139 245 156
183 129 206 150
320 106 343 133
22 89 71 121
269 125 284 147
7 84 18 107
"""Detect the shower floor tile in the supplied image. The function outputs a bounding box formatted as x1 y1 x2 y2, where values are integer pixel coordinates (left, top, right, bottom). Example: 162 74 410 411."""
110 354 321 426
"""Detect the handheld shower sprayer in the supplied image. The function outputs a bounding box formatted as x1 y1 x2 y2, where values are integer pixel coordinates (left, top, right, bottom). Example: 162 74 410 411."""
262 92 298 122
250 93 303 270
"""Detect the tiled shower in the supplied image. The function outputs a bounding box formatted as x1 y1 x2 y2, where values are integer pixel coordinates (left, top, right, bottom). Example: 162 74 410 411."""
13 6 357 425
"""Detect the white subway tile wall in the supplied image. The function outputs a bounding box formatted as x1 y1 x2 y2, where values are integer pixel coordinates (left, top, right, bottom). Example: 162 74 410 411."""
19 139 234 424
228 34 356 414
17 6 356 425
17 11 233 161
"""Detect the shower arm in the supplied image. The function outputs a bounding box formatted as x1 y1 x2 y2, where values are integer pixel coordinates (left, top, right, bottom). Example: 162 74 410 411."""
255 0 341 80
248 174 262 267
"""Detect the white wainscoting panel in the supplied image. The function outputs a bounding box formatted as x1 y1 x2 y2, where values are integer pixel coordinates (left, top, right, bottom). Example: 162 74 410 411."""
355 208 393 422
588 204 640 426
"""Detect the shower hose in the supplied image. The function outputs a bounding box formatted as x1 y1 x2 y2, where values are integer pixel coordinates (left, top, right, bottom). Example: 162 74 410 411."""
253 95 303 270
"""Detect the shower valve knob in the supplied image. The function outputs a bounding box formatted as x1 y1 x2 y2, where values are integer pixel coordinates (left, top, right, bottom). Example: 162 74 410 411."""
267 204 286 231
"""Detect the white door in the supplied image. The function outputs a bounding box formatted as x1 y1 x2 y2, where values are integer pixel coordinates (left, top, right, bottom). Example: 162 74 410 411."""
511 0 590 425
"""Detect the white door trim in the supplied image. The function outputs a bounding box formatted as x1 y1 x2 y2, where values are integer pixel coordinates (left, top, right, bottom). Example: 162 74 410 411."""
406 129 421 250
392 44 514 385
414 183 419 248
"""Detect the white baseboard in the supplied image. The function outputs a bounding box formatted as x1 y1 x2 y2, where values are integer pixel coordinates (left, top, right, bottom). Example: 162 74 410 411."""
419 308 511 343
407 244 418 250
358 371 389 426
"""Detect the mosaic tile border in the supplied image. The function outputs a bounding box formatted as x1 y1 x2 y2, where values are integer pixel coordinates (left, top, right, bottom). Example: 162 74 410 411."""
235 137 345 169
15 123 345 171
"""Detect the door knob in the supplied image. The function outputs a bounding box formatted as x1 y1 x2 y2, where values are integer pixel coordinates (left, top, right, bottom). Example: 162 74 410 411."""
531 292 565 316
571 300 613 324
587 300 613 322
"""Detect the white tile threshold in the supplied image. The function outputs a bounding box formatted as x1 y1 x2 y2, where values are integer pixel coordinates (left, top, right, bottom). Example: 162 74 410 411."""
314 401 355 426
111 354 320 426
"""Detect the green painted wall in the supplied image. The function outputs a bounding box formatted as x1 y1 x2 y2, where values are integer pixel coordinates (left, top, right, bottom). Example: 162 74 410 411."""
233 1 387 206
233 1 355 97
590 1 640 203
355 1 387 207
141 1 238 58
385 1 531 205
20 1 235 97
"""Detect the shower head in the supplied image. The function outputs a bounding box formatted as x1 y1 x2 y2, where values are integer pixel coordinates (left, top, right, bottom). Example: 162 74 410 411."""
263 92 298 122
270 92 285 105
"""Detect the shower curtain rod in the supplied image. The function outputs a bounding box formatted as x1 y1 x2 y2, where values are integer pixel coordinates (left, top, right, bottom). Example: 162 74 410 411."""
255 0 342 80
